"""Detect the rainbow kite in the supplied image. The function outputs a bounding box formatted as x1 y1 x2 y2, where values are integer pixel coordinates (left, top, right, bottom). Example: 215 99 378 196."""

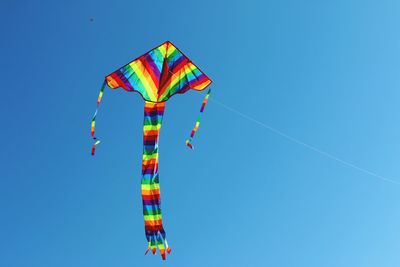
91 41 212 260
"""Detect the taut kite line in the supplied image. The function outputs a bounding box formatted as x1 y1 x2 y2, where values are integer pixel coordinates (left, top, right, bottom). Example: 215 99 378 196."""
90 41 212 260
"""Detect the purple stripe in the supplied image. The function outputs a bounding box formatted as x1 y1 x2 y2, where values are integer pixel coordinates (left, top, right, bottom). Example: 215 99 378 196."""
144 54 161 79
143 199 161 205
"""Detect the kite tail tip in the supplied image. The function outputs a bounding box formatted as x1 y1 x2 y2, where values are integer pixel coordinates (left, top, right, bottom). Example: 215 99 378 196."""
91 140 101 156
160 247 171 260
160 249 166 260
159 245 171 260
144 236 171 260
144 246 150 255
185 140 194 150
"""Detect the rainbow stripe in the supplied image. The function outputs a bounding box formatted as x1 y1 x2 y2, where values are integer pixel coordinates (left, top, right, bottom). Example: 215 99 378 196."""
186 89 211 149
141 101 170 260
105 41 211 102
92 41 212 260
90 81 106 155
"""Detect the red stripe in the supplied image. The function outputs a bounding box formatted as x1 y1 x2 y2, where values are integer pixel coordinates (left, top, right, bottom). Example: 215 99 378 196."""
158 59 189 98
144 130 161 136
144 102 166 111
142 194 160 200
190 76 211 89
170 57 189 74
142 163 158 171
145 225 164 232
109 73 130 91
158 60 170 98
143 133 159 139
91 145 96 155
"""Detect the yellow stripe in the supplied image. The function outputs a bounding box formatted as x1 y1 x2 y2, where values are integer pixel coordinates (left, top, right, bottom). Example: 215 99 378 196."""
144 214 163 221
166 44 177 58
141 183 160 190
142 154 158 160
129 61 158 101
143 124 161 131
187 62 197 71
158 43 168 58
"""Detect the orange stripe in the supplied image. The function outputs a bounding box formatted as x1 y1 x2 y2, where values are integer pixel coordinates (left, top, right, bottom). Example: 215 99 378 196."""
142 189 160 195
145 219 163 226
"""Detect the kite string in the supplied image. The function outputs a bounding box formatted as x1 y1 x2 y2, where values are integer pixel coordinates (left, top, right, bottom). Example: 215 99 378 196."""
206 95 400 185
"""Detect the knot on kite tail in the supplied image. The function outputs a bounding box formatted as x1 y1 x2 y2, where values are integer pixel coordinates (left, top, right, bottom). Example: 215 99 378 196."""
144 230 171 260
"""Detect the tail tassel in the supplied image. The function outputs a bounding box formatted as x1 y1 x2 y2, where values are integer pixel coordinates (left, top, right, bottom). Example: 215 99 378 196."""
144 236 171 260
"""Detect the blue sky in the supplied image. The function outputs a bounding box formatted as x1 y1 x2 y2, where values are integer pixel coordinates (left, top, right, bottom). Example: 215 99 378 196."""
1 0 400 266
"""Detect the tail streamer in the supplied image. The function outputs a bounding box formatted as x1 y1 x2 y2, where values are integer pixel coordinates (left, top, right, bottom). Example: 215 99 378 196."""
142 101 171 260
91 80 106 155
186 89 211 149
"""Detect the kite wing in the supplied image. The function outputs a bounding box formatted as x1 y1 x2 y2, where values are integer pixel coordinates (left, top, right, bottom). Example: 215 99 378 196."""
105 41 212 102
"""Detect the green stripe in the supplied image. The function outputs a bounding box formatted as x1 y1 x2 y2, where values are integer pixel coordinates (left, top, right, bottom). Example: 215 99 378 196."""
143 209 162 216
141 179 159 185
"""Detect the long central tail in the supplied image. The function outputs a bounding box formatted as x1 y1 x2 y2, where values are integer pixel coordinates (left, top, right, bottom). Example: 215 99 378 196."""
141 101 171 260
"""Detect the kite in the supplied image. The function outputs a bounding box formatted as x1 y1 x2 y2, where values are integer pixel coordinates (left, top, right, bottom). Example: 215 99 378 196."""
90 41 212 260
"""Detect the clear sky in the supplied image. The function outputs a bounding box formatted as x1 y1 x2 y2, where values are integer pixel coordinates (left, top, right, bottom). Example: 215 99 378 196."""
1 0 400 266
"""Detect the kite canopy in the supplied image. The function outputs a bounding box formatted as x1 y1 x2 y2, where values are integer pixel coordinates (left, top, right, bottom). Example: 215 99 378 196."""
105 41 212 102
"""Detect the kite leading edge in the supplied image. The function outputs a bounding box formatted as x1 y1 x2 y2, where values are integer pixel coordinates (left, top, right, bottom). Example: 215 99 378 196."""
90 41 212 260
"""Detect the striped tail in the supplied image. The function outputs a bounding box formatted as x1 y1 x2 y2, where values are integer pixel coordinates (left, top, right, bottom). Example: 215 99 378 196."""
186 89 211 149
141 101 171 260
90 81 106 155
